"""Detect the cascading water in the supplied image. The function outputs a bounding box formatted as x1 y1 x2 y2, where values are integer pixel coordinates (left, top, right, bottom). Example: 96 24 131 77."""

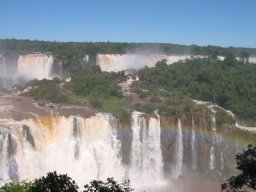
0 112 165 188
209 147 215 170
17 54 53 80
191 116 197 170
131 111 164 183
0 109 242 191
0 56 7 78
72 117 82 159
84 113 123 181
0 114 124 186
220 151 224 170
97 54 192 72
0 128 18 184
209 116 217 170
174 118 183 178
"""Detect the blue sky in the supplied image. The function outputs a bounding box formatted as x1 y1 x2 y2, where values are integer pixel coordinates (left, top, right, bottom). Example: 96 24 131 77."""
0 0 255 47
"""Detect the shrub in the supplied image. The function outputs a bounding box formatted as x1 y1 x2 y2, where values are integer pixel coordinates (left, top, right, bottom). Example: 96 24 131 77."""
29 172 78 192
0 182 33 192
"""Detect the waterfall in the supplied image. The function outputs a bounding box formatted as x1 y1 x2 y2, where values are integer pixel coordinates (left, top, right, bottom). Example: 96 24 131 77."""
147 112 163 179
17 54 53 80
96 54 192 72
212 116 217 134
0 114 125 186
0 56 8 87
209 147 215 170
174 119 183 178
72 117 82 159
209 116 217 170
85 113 123 181
22 125 35 148
0 111 236 188
131 111 163 183
0 131 9 182
0 56 7 78
220 151 224 170
191 116 197 170
0 130 18 183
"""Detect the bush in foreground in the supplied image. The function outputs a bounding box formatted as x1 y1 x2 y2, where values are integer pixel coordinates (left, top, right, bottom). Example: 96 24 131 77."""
0 172 133 192
0 182 33 192
221 144 256 192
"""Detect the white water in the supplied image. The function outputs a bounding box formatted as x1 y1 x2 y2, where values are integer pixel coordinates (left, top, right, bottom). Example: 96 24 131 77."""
0 111 164 188
97 54 192 72
0 131 11 183
191 116 197 170
209 147 215 170
249 56 256 63
131 111 164 183
174 118 183 177
0 56 7 78
220 151 224 170
17 54 53 80
0 114 124 186
209 117 217 170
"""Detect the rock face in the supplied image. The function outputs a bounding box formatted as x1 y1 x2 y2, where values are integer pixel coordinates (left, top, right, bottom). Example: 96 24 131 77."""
0 110 242 187
160 112 239 179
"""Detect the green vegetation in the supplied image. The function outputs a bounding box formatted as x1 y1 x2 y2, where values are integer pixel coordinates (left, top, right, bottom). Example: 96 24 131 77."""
0 182 33 192
215 108 235 126
25 78 68 103
0 172 133 192
69 63 130 121
222 129 256 146
6 39 255 123
135 103 156 114
159 91 194 116
84 178 133 192
221 145 256 192
29 172 78 192
101 97 130 122
70 64 122 98
132 81 208 117
24 63 130 121
135 58 256 122
1 38 256 73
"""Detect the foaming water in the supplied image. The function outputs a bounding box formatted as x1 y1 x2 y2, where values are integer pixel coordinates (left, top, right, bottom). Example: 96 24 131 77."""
131 111 163 184
0 112 164 189
0 112 244 190
17 54 53 80
174 118 183 177
191 116 197 170
209 116 217 170
97 54 192 72
0 56 7 78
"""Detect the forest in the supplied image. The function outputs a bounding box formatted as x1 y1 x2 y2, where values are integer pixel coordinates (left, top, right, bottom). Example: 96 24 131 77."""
2 38 256 123
135 57 256 123
1 38 256 72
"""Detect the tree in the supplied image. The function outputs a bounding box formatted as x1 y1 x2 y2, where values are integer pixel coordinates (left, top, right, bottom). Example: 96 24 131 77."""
83 178 133 192
29 171 78 192
221 144 256 192
239 51 249 63
0 173 133 192
0 182 33 192
155 59 168 68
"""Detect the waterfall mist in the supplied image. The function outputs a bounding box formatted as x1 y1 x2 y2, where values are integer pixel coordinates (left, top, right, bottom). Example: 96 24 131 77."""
0 112 244 191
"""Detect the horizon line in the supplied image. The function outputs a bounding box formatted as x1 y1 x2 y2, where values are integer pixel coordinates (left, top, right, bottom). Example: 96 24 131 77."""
1 38 256 49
